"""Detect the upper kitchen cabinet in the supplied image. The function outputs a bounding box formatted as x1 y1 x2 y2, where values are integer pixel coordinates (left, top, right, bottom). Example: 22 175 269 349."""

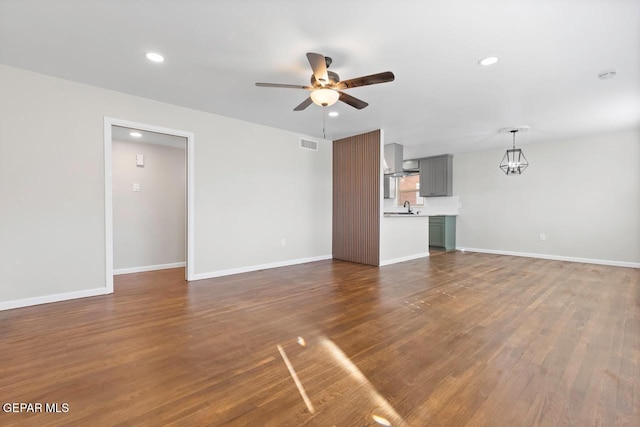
419 155 453 197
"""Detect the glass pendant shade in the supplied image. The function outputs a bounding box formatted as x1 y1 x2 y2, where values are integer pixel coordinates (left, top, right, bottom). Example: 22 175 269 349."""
310 88 339 106
499 129 529 175
500 148 529 175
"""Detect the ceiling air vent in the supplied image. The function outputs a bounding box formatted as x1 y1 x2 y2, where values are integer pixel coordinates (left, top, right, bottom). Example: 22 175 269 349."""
300 138 318 151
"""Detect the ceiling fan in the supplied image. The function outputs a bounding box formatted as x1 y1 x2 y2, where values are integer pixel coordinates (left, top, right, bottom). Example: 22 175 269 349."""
255 52 395 111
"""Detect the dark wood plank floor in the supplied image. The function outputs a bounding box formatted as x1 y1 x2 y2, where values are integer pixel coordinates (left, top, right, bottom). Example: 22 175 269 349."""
1 252 639 426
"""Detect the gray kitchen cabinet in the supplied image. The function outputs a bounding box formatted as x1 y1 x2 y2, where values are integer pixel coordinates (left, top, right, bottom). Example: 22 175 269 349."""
429 216 456 251
419 155 453 197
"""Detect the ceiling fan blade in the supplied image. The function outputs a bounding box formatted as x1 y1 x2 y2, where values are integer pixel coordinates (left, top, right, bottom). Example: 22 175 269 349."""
338 91 369 109
335 71 395 90
255 82 313 90
306 52 329 86
293 97 313 111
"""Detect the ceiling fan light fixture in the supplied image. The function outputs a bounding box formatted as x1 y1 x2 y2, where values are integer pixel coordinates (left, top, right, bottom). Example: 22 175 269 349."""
255 53 393 111
310 88 339 107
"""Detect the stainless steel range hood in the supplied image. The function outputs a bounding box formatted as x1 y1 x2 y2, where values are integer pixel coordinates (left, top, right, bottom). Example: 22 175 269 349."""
401 159 420 175
383 143 419 177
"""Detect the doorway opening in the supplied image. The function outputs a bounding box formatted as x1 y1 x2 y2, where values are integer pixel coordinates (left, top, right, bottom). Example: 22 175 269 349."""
104 118 195 292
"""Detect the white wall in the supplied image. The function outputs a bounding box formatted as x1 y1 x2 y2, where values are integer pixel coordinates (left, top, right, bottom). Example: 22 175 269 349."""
454 129 640 265
112 140 186 271
0 64 332 305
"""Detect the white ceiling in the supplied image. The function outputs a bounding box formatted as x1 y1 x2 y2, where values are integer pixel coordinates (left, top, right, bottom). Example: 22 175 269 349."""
1 0 638 158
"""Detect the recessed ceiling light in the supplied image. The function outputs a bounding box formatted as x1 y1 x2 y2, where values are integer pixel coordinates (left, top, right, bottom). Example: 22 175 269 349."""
145 52 164 63
478 56 499 66
130 132 142 138
328 111 339 117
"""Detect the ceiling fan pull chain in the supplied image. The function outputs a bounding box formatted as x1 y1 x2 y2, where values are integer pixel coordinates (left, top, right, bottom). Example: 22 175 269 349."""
322 106 327 139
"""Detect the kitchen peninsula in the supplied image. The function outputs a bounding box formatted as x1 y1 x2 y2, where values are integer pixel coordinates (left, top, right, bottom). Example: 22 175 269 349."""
379 196 459 266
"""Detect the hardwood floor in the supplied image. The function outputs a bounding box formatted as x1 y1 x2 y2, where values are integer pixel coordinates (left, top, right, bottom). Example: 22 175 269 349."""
1 252 638 426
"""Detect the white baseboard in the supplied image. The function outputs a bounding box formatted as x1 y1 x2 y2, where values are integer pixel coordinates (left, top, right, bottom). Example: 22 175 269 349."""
379 252 430 266
0 287 111 311
457 247 640 269
190 255 333 281
114 262 186 275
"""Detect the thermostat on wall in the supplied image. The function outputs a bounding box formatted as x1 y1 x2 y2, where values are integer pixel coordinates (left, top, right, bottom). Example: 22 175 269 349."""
136 154 144 167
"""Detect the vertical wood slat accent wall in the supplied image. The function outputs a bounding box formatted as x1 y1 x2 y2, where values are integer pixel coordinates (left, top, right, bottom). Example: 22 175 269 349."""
333 130 380 266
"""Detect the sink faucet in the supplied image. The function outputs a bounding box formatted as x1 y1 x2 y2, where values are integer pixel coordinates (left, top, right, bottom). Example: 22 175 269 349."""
403 200 412 213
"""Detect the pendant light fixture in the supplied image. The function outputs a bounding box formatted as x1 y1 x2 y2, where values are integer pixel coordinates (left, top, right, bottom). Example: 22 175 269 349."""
499 128 529 175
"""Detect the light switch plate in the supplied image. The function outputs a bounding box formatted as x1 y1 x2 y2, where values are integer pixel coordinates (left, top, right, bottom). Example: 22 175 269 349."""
133 183 140 192
136 154 144 167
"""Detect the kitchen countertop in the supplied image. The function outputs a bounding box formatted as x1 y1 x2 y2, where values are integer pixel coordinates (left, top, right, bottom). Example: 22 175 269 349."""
383 212 457 217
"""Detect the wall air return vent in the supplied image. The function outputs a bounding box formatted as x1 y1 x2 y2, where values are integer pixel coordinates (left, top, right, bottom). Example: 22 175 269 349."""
300 138 318 151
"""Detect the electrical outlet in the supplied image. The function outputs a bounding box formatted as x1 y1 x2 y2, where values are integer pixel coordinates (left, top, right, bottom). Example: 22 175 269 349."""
133 183 140 192
539 233 546 241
